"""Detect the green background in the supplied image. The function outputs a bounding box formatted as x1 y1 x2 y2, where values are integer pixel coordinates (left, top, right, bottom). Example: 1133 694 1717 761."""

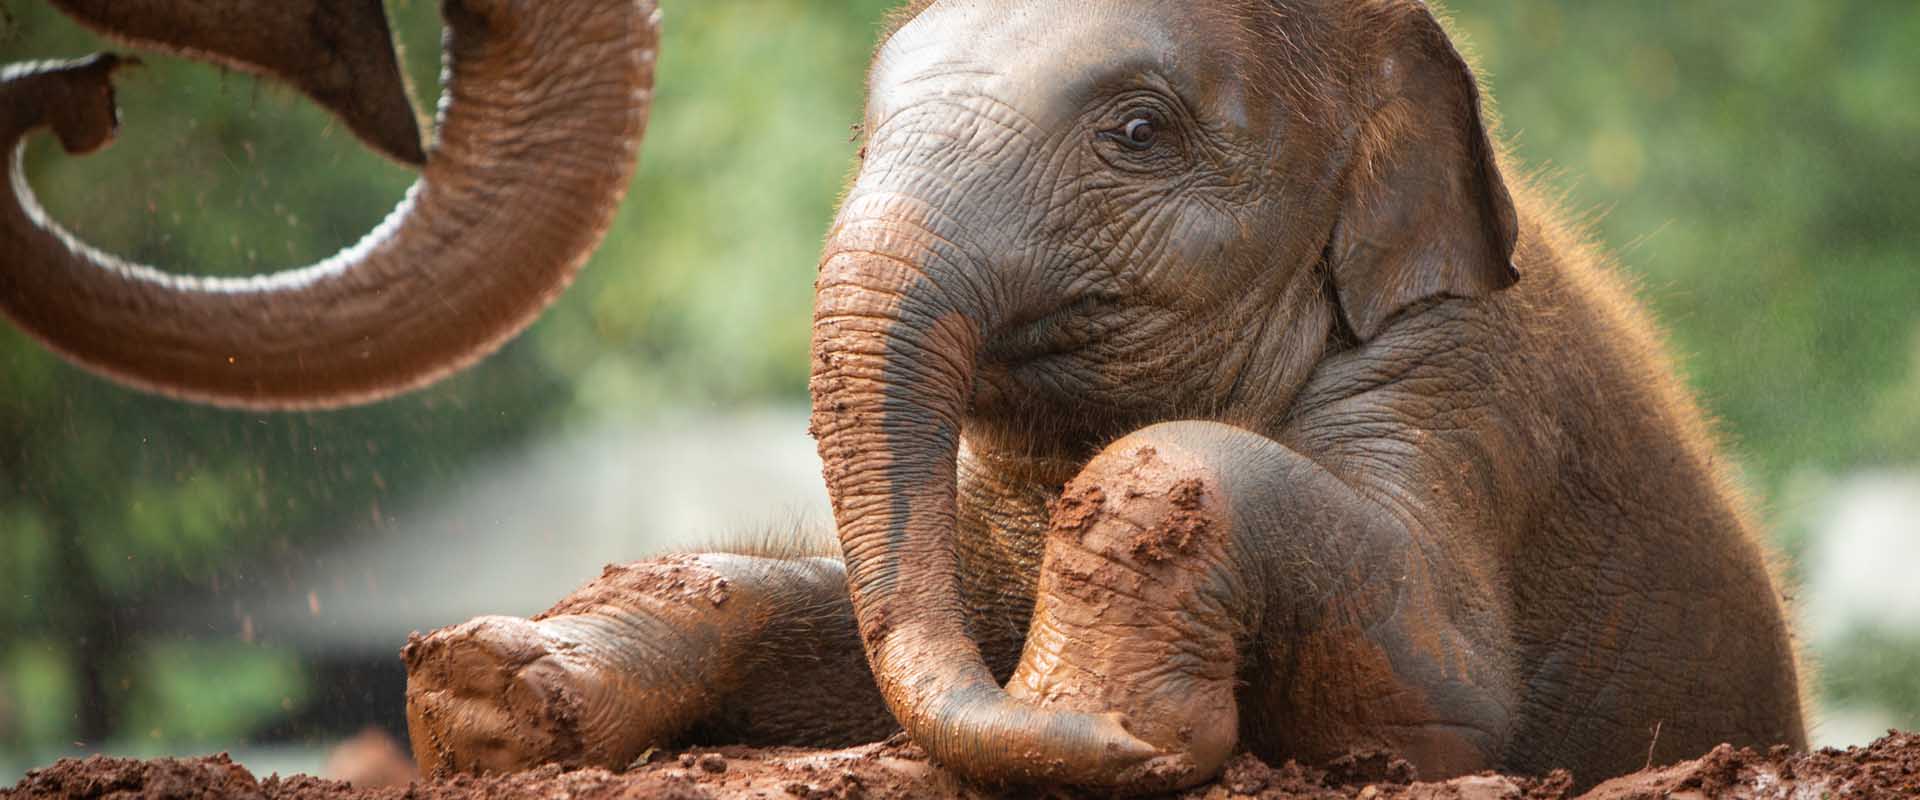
2 0 1916 776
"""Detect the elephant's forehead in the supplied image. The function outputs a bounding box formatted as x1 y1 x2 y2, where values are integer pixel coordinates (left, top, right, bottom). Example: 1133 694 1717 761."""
870 0 1250 133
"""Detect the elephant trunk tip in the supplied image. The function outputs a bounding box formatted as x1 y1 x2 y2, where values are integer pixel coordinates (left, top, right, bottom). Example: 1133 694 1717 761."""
5 54 135 157
928 695 1182 791
861 625 1178 790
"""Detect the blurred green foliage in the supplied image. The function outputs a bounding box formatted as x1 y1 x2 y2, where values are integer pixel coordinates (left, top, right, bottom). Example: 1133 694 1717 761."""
0 0 1915 771
1825 627 1920 724
1 645 73 747
119 641 306 746
1446 3 1920 486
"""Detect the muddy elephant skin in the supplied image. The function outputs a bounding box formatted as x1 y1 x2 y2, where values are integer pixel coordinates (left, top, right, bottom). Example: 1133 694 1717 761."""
404 0 1806 794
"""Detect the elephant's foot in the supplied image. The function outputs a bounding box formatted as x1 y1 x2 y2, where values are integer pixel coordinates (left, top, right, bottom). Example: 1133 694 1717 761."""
404 553 892 777
403 557 746 776
1006 432 1252 794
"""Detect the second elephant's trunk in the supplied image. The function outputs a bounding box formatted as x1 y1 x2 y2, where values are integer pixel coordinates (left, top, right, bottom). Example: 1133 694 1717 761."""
808 210 1164 785
0 0 656 410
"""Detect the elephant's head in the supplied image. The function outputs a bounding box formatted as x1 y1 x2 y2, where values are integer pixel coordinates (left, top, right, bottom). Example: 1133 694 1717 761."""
809 0 1519 785
0 0 659 409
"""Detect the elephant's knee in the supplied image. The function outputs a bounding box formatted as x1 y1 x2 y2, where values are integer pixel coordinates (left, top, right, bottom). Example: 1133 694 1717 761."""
1005 424 1262 790
1053 422 1264 574
1040 430 1249 665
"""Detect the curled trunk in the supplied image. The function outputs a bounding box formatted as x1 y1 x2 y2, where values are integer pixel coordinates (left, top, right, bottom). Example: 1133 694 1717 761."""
808 219 1169 785
0 0 659 409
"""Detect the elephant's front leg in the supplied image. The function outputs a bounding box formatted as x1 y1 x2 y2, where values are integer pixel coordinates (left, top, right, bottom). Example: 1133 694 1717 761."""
1005 421 1516 793
402 553 896 776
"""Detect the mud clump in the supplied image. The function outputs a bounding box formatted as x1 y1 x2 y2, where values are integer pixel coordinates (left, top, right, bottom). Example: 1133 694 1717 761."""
538 557 733 619
1053 445 1218 565
11 731 1920 799
1131 477 1213 564
1049 484 1106 537
3 753 262 800
1319 748 1420 786
1577 732 1920 799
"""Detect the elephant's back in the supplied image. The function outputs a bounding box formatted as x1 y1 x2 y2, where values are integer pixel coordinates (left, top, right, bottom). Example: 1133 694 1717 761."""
1491 208 1808 785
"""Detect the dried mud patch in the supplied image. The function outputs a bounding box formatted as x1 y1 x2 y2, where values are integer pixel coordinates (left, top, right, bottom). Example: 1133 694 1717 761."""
1049 441 1219 566
1049 484 1107 537
10 732 1918 799
538 557 734 619
1130 477 1212 564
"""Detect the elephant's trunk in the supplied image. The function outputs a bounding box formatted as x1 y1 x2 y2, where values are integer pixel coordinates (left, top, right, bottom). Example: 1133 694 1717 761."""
808 196 1164 785
0 0 657 410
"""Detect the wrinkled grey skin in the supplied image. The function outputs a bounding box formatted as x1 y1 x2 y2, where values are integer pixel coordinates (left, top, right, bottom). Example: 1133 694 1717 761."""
405 0 1805 794
811 0 1803 791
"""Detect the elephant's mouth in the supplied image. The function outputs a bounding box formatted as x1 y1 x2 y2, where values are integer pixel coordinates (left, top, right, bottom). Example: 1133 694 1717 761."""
982 292 1124 367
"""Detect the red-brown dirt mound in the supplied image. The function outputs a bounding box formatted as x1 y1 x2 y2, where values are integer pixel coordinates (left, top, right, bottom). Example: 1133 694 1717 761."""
8 731 1917 799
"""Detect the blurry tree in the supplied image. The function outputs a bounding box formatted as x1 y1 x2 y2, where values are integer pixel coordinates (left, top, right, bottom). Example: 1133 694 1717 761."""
1862 326 1920 462
1447 1 1920 488
0 0 1915 768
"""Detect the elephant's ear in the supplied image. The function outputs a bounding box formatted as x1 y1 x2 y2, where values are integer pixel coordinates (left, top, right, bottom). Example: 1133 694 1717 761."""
1329 3 1519 341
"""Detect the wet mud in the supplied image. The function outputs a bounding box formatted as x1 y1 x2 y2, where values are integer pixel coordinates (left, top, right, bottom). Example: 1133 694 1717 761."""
15 727 1914 798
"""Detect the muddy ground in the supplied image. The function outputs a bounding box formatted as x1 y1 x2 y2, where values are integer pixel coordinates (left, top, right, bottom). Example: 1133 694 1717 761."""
9 730 1919 799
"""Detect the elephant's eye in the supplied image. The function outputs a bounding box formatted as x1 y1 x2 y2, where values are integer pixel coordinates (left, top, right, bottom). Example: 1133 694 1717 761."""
1122 117 1157 148
1100 110 1166 152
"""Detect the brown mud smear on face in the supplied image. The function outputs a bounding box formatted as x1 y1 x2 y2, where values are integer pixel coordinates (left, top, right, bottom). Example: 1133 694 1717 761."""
14 732 1920 799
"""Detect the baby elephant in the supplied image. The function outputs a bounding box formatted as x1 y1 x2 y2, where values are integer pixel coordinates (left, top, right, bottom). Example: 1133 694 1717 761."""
405 0 1807 792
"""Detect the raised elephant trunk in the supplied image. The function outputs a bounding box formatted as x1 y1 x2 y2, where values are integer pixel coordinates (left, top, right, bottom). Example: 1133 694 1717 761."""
809 196 1166 785
0 0 658 410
